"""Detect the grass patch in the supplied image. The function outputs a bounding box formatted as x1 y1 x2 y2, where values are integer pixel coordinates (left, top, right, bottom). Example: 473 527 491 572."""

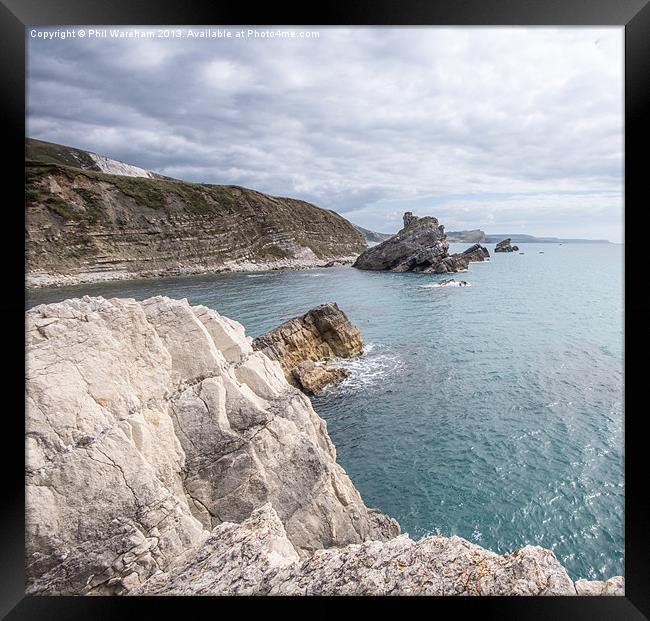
74 188 104 224
25 189 40 203
45 196 78 221
25 161 243 215
26 138 99 170
107 175 166 209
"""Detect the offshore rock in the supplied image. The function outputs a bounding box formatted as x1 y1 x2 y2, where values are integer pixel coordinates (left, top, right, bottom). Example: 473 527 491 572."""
25 296 398 595
353 212 489 273
437 279 470 287
438 244 491 273
252 302 363 393
494 238 519 252
135 504 619 596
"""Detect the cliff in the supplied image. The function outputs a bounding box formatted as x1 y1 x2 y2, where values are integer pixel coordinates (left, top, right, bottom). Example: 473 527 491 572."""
353 212 489 273
25 296 623 596
26 295 398 595
25 139 367 287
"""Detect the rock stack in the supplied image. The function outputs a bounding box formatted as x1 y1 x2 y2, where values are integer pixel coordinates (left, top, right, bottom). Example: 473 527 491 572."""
494 238 519 252
353 212 489 273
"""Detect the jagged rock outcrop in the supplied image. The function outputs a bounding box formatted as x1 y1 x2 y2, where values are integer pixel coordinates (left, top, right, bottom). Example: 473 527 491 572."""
353 212 489 273
134 504 623 596
252 302 362 394
25 139 367 287
494 238 519 252
26 296 398 595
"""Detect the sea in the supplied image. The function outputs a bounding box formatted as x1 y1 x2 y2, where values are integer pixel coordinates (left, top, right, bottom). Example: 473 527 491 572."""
26 242 624 581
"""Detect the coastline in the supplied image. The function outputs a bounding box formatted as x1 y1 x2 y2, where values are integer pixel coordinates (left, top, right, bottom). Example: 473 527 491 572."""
26 255 359 289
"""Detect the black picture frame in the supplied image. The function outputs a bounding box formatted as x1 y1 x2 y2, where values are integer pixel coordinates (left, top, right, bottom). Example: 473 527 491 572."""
2 0 648 618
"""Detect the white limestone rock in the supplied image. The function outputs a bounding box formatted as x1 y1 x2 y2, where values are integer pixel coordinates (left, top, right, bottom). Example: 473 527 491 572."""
191 304 253 364
26 296 205 595
135 503 582 596
575 576 625 596
26 295 398 594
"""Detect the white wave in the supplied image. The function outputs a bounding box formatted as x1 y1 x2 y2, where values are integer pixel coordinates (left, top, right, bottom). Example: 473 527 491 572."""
329 343 403 391
418 281 471 289
246 274 265 278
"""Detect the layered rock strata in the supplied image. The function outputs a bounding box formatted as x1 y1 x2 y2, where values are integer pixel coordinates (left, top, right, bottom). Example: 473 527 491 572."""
26 296 397 595
353 212 489 273
252 302 363 394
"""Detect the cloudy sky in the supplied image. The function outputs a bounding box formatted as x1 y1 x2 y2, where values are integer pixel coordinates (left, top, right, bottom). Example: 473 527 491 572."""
27 27 623 241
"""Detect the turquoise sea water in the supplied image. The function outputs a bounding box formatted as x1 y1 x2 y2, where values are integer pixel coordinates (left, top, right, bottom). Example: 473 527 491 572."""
27 243 624 581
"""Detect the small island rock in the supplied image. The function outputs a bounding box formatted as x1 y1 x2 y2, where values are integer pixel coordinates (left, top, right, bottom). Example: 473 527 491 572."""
353 212 489 273
292 360 349 394
494 238 519 252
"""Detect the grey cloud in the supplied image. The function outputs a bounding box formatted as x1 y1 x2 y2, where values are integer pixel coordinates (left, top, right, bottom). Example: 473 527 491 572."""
27 27 623 240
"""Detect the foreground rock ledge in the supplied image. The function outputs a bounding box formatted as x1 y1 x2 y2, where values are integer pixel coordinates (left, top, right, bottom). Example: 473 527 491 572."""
134 504 623 596
252 302 363 394
26 296 623 596
353 212 489 273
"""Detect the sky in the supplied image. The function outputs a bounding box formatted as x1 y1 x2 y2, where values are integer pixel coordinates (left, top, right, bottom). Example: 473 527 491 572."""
27 27 623 241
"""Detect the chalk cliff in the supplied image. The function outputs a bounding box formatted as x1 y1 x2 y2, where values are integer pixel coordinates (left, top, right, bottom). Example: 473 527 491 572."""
26 296 623 596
